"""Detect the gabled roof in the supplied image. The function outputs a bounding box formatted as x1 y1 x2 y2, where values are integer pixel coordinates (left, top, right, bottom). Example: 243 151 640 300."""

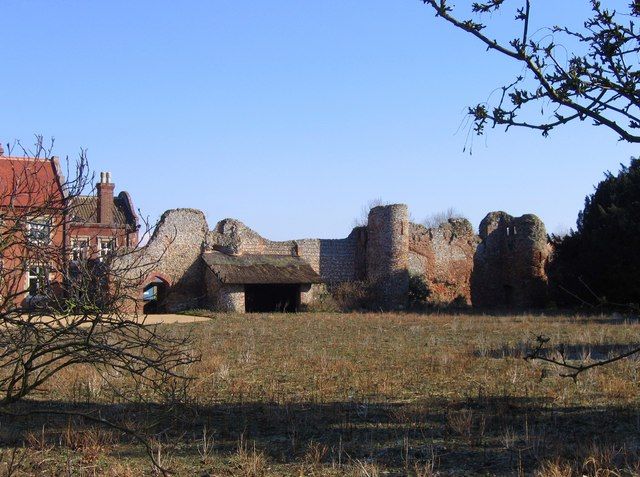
0 156 63 208
202 251 322 285
70 194 136 227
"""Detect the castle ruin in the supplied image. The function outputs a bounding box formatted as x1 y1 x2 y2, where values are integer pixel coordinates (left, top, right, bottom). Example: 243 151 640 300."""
115 204 551 313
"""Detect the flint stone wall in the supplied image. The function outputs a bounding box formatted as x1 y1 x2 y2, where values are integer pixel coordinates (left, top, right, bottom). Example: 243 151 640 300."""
113 208 208 312
115 205 551 313
408 219 479 305
366 204 409 310
205 267 245 312
206 219 365 285
472 212 550 308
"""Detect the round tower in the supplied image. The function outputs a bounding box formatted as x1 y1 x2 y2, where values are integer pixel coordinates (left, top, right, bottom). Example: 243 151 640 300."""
366 204 409 309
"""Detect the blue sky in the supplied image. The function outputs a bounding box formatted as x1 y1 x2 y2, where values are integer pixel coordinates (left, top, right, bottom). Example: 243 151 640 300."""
2 1 636 239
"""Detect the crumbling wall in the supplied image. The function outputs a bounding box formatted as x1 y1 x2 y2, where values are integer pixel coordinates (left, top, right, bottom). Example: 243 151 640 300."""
298 228 366 284
114 208 208 312
207 219 297 255
471 212 550 308
366 204 409 310
409 219 478 305
114 204 554 314
206 219 365 286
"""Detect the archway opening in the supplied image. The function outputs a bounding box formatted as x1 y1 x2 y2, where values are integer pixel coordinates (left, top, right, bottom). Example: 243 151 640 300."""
143 277 169 314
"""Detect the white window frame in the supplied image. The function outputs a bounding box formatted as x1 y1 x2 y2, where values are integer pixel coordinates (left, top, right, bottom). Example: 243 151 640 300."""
26 264 49 297
98 238 115 262
26 217 52 245
70 237 90 262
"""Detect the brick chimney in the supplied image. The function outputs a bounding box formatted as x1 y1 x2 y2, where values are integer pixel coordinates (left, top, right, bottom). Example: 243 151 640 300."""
96 171 115 224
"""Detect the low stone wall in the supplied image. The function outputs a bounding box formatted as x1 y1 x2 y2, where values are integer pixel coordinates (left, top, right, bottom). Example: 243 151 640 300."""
205 267 245 312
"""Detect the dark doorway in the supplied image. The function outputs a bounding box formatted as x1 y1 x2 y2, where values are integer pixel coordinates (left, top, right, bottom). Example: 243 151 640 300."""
245 284 301 313
143 278 169 314
503 284 514 306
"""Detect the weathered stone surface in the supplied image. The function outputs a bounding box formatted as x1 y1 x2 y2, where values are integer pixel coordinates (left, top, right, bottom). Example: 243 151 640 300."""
409 219 479 305
366 204 410 310
115 204 551 313
471 212 550 308
114 208 208 312
207 219 365 285
205 266 245 312
207 219 297 256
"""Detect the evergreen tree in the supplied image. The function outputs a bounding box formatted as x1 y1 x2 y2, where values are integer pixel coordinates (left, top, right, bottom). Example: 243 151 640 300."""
553 158 640 307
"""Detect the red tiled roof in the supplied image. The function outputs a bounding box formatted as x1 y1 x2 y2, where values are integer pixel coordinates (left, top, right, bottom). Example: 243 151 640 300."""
0 156 63 208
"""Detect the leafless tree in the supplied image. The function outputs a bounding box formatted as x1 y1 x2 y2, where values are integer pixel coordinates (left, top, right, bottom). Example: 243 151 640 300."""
353 198 387 227
0 136 196 474
422 0 640 145
421 207 465 229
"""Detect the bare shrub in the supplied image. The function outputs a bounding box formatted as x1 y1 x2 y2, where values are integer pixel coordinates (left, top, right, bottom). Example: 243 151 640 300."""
408 274 431 310
421 208 465 229
353 198 387 227
329 281 376 311
303 286 341 313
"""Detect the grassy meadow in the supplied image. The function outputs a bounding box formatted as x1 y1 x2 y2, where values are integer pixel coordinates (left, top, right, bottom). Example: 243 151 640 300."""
2 312 640 476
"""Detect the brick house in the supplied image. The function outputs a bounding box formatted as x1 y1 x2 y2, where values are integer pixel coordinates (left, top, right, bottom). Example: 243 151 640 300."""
0 151 66 306
0 147 138 308
67 171 138 263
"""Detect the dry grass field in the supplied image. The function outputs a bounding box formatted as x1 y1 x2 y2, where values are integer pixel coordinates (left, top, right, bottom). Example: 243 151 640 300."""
2 312 640 476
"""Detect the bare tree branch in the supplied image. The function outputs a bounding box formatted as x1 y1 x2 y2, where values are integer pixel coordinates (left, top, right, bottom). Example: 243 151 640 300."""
525 335 640 380
0 136 198 474
422 0 640 144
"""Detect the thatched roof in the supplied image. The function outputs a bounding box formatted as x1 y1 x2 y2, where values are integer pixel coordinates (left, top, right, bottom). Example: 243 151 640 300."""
202 251 322 285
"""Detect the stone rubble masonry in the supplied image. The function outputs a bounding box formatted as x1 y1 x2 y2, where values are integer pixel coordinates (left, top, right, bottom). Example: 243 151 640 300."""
115 204 552 313
471 212 551 308
114 208 208 313
366 204 410 310
205 265 245 312
408 219 479 305
206 219 366 285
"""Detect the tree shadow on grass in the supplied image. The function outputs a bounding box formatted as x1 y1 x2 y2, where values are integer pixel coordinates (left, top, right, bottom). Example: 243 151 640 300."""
476 341 640 360
1 395 639 475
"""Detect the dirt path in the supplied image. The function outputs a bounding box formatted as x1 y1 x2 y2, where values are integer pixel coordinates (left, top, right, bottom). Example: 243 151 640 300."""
135 314 212 324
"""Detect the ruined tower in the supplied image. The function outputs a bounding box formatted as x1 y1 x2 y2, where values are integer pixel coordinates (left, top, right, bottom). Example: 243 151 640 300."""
366 204 410 310
471 212 550 308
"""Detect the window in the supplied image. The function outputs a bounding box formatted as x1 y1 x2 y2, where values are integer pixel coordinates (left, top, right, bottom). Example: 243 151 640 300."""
26 218 51 244
71 238 89 261
27 265 48 296
98 238 115 262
